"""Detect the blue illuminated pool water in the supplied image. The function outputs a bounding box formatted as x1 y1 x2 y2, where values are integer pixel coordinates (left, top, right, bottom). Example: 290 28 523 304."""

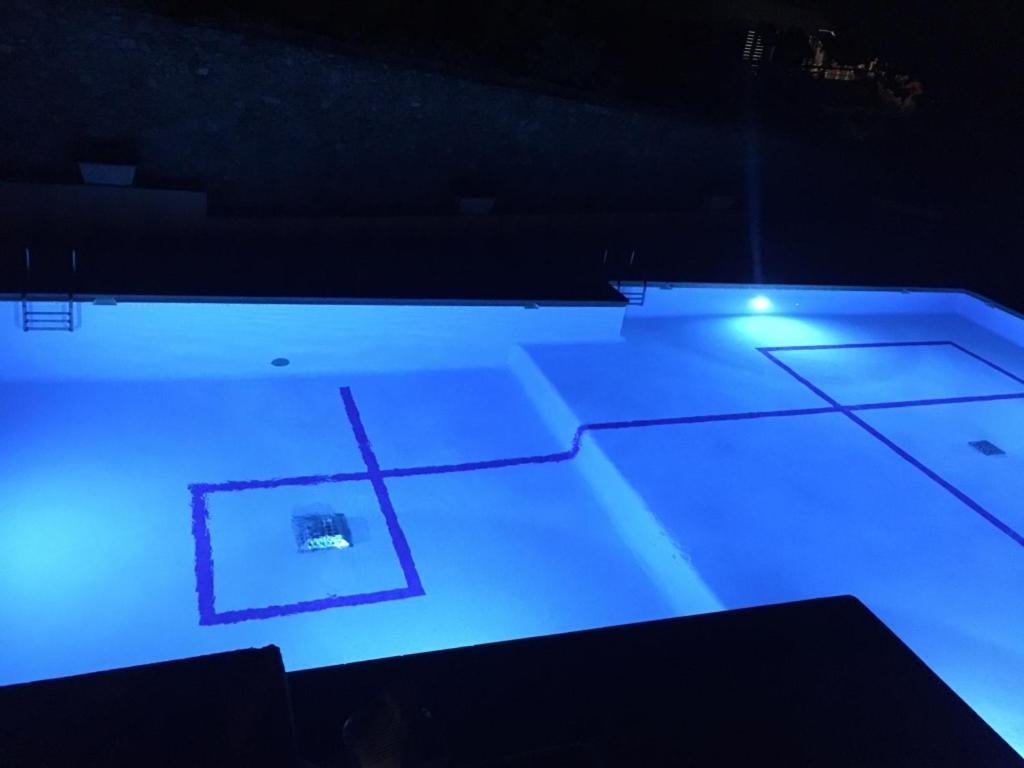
2 285 1022 754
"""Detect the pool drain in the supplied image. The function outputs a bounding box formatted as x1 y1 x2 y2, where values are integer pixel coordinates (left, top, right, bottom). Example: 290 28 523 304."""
293 508 352 552
271 357 290 367
969 440 1005 456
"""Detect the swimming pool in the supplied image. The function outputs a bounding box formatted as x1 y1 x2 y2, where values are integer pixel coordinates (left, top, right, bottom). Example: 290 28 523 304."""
2 284 1022 754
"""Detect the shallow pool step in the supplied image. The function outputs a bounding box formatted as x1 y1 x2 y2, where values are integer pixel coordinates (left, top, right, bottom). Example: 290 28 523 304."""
510 344 722 616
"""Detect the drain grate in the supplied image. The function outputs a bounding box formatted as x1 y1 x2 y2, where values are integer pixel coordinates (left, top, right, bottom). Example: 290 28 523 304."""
292 507 352 552
969 440 1005 456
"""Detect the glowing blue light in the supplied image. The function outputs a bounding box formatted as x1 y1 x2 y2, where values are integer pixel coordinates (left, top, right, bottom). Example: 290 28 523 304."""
749 295 773 312
304 535 351 550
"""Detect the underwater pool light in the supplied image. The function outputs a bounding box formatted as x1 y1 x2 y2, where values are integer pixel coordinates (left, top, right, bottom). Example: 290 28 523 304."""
749 295 773 312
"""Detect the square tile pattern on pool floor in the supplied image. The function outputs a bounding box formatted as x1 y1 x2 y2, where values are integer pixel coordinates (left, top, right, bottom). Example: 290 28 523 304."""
196 479 418 623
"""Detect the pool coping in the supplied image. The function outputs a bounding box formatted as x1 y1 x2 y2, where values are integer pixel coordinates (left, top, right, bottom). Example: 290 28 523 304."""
2 283 1018 315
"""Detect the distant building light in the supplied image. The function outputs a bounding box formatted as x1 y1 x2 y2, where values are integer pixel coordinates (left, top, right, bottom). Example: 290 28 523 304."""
824 67 856 81
742 29 768 66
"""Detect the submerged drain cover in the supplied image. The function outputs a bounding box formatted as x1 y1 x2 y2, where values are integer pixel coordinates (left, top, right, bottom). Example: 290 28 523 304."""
292 508 352 552
969 440 1005 456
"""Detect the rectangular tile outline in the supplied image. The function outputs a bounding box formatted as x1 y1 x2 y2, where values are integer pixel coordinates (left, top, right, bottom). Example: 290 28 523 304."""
759 341 1024 547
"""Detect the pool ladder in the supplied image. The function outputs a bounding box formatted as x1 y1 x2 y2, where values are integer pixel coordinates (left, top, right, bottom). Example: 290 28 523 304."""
605 247 646 306
21 247 76 332
615 280 648 306
22 298 75 332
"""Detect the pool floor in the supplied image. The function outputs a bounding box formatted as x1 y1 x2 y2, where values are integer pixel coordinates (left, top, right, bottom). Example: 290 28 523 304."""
1 295 1022 754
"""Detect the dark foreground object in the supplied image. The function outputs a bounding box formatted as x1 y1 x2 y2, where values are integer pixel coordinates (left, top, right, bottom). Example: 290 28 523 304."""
1 597 1019 767
290 595 1021 767
0 645 295 767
